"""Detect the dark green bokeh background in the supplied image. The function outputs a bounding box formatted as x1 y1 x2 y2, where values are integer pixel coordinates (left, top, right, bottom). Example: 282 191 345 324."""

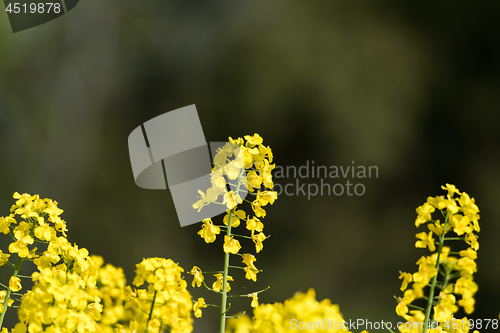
1 1 500 332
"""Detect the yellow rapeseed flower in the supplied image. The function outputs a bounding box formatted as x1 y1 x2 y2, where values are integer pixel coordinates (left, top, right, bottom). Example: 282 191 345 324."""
249 293 259 308
189 266 204 288
198 218 220 243
193 298 207 318
212 273 233 293
9 276 22 292
223 235 242 254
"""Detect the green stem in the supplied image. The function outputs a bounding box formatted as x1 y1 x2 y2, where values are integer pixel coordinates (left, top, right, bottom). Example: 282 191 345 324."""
228 265 246 270
220 166 245 333
145 289 157 333
220 207 234 333
230 233 253 240
422 212 449 333
408 304 426 311
226 311 246 319
0 258 24 329
226 286 270 297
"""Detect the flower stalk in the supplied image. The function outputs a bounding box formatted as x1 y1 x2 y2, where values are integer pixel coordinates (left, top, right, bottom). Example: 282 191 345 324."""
220 207 234 333
190 134 277 331
0 257 23 329
422 212 449 333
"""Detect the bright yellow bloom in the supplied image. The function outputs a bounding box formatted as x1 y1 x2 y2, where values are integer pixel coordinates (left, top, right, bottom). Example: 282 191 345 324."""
198 218 220 243
413 256 438 285
190 266 204 288
87 298 103 321
399 272 412 291
245 171 263 192
446 200 460 214
427 219 446 236
0 250 10 267
0 290 14 313
255 191 278 206
251 200 267 218
0 215 16 234
427 195 449 210
252 232 266 253
223 209 246 228
396 298 408 317
193 298 207 318
459 247 477 260
227 289 349 332
450 214 472 235
237 146 259 169
249 292 259 308
456 257 477 275
242 253 257 267
242 253 259 281
244 133 263 146
9 276 22 292
454 276 477 299
433 293 457 322
127 257 193 332
415 202 435 227
465 233 479 251
442 183 461 197
91 256 127 327
223 235 242 254
212 273 233 292
33 252 60 270
415 231 436 252
34 223 56 242
244 267 258 282
246 216 263 232
458 297 475 314
9 222 35 258
258 159 275 189
223 191 243 210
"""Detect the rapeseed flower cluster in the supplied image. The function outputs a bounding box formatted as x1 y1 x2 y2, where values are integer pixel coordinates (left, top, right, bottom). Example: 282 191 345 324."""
92 256 128 333
92 256 194 333
122 258 193 333
396 184 481 333
190 134 277 332
0 194 193 333
0 193 101 333
225 289 354 333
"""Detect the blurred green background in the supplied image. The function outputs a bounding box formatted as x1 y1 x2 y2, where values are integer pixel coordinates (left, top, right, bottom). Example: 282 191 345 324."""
1 1 500 332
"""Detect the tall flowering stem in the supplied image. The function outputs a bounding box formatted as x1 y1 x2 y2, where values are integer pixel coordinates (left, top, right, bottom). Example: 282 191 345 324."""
220 207 234 332
396 184 480 333
220 166 245 333
190 134 277 333
422 211 449 333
